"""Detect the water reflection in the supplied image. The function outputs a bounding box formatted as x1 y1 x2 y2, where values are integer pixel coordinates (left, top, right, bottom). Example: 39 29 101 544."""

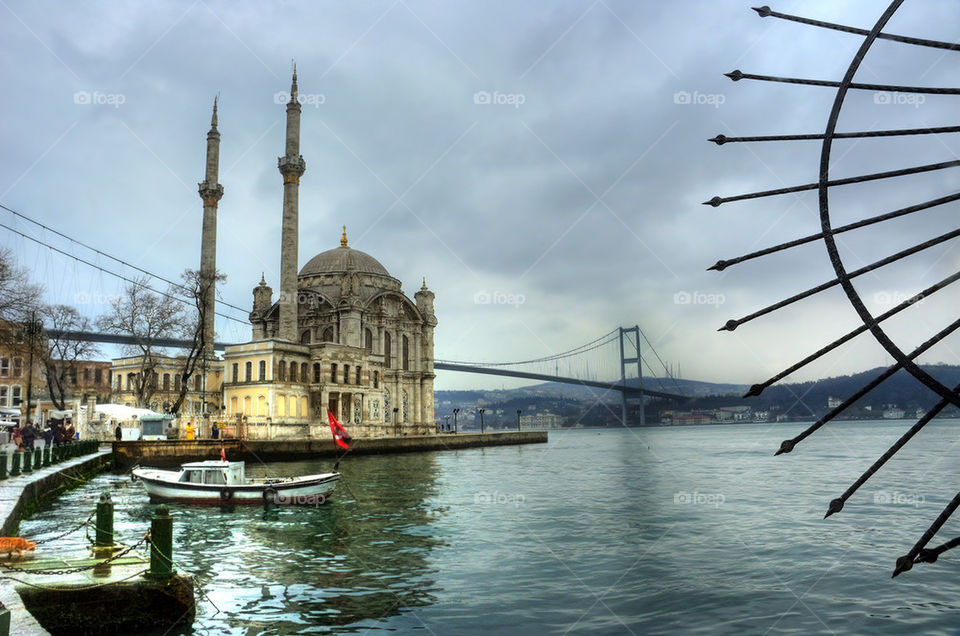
20 452 444 634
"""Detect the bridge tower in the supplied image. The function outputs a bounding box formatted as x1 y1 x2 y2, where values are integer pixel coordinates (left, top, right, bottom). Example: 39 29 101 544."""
618 326 644 427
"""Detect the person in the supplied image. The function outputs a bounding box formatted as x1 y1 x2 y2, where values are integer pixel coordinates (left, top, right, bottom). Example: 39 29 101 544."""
20 423 36 450
43 425 54 447
64 423 76 442
11 424 22 450
185 421 195 441
114 423 122 441
164 423 175 440
211 422 219 440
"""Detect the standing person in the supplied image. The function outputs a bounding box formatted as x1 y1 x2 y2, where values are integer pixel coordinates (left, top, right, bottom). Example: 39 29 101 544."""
185 421 195 441
114 423 122 441
43 425 54 447
21 422 36 450
211 422 219 440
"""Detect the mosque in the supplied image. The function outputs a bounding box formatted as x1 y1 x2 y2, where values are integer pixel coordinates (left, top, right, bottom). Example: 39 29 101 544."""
201 69 438 438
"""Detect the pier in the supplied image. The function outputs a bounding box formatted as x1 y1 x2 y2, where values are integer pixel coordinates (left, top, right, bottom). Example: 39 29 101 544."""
112 430 548 468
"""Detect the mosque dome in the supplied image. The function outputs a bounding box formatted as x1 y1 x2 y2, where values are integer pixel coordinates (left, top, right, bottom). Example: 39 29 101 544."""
297 227 392 279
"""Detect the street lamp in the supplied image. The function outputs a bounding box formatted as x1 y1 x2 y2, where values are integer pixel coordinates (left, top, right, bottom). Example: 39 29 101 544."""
453 408 460 434
516 409 522 431
444 414 450 433
478 408 485 434
393 407 399 437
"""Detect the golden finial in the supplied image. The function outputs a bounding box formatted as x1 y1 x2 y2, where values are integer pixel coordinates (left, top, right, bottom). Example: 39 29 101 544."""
340 225 348 247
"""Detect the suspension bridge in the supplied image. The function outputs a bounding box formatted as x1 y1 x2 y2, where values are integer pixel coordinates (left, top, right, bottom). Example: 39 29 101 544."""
2 202 692 426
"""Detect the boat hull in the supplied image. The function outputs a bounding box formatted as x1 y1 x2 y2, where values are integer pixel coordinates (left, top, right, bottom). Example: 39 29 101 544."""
132 468 339 505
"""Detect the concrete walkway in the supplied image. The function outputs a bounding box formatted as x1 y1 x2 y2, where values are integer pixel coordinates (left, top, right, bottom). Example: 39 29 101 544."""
0 447 113 636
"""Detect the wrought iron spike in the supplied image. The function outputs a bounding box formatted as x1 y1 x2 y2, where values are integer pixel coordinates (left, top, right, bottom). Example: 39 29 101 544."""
747 270 960 397
724 70 960 94
824 498 843 518
714 192 960 272
709 125 960 145
895 490 960 577
753 5 960 51
706 159 960 207
776 316 960 454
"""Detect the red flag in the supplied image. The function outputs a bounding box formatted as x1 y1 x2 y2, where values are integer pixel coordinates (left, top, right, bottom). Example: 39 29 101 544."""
220 446 226 461
328 411 350 449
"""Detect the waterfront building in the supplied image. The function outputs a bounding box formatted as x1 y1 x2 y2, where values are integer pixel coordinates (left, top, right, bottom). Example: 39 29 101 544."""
220 69 437 439
110 354 223 416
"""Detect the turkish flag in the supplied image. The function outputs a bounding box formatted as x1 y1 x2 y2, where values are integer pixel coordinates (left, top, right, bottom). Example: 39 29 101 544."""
328 411 351 450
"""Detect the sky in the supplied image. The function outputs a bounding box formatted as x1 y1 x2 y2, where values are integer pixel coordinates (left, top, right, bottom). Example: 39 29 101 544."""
1 0 958 392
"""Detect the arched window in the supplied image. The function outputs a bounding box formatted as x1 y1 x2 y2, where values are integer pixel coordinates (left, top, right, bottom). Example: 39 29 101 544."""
301 396 309 418
162 374 170 391
230 397 237 414
365 328 373 352
174 374 181 390
243 396 251 415
343 365 350 384
384 332 392 368
194 374 202 391
402 390 408 422
278 362 286 382
384 389 391 422
354 395 362 424
330 363 338 383
289 361 297 382
402 335 410 371
356 366 362 384
300 330 311 345
322 326 334 343
257 395 266 416
313 363 321 383
373 370 379 389
301 363 308 382
244 362 252 382
278 395 286 416
259 360 266 381
231 363 238 383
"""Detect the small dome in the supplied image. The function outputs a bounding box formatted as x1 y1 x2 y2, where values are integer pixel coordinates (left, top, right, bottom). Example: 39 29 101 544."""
299 246 391 278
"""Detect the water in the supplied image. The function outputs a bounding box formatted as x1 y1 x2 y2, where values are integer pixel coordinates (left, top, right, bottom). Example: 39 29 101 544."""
19 420 960 634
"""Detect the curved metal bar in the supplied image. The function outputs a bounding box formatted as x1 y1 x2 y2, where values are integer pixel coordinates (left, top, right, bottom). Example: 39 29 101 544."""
816 0 960 410
774 315 960 456
709 125 960 145
752 5 960 50
724 69 960 94
744 270 960 397
720 228 960 332
703 159 960 207
709 192 960 271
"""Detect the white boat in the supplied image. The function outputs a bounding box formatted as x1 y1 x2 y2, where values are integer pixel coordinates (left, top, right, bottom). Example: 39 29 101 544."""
131 460 339 505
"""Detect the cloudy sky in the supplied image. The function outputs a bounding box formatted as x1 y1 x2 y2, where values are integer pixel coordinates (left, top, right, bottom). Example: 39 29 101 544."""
1 0 957 391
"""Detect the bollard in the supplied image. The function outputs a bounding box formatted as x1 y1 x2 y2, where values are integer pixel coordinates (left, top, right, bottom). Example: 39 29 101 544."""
33 447 41 470
0 452 6 480
10 452 21 477
95 493 114 548
22 449 32 474
149 504 175 578
42 445 50 467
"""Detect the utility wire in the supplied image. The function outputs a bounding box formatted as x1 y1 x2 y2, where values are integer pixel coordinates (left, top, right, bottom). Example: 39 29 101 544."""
0 221 248 325
0 202 250 316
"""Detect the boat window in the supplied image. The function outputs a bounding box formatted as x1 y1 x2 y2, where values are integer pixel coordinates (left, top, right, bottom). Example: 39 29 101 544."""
205 471 226 485
179 470 203 483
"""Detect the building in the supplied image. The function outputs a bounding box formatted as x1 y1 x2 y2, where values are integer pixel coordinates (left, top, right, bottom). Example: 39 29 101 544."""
110 355 223 416
0 347 36 412
220 70 437 438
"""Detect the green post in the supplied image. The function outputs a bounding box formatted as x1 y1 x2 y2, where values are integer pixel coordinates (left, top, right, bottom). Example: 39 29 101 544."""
22 449 32 474
10 452 21 477
149 504 174 578
0 453 7 480
42 445 50 467
33 447 41 470
95 493 114 548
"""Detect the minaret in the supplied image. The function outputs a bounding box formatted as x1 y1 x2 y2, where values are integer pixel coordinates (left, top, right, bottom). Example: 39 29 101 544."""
198 96 224 357
277 66 306 341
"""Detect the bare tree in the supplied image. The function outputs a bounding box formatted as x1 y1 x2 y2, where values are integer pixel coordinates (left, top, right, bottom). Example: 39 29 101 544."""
168 268 225 416
41 304 100 410
0 248 42 345
96 278 186 408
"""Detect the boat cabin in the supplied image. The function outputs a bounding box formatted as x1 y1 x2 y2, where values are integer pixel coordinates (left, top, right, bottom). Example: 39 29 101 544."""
178 461 245 486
